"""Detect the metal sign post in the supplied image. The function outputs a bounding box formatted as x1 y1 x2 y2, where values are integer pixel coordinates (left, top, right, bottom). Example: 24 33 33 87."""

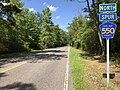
99 3 117 89
106 38 110 88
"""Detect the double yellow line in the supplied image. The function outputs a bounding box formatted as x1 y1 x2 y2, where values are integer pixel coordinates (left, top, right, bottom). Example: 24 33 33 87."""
0 61 27 73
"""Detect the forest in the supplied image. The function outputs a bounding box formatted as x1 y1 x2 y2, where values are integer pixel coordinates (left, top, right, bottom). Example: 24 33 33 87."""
0 0 120 65
68 0 120 65
0 0 68 54
0 0 120 89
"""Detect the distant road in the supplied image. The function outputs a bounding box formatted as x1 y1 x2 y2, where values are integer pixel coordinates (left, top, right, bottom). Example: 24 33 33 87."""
0 46 73 90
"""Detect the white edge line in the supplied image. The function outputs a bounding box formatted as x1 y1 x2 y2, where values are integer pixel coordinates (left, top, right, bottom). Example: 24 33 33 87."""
63 45 70 90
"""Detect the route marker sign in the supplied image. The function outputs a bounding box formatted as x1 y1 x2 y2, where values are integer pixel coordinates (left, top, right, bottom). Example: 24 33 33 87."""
99 22 117 39
99 13 117 21
99 3 117 89
99 3 117 12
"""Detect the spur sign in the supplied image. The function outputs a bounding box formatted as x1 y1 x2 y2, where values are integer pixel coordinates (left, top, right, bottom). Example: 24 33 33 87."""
99 13 117 21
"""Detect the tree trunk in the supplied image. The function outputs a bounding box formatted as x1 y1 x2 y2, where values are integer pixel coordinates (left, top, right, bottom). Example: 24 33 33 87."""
86 0 91 15
92 0 105 55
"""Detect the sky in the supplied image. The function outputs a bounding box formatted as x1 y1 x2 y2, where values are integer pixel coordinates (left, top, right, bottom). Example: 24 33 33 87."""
21 0 91 31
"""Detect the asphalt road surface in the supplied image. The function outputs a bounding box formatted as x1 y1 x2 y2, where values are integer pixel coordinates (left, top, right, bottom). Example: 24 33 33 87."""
0 46 73 90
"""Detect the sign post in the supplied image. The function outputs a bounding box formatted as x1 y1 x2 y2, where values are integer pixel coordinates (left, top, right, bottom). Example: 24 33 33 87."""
99 3 117 89
99 21 116 89
106 38 110 88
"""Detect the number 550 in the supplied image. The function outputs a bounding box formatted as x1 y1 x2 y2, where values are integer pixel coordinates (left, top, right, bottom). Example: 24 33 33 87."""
102 28 115 34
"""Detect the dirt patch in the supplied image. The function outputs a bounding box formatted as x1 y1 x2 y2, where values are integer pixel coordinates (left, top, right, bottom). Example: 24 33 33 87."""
84 58 120 90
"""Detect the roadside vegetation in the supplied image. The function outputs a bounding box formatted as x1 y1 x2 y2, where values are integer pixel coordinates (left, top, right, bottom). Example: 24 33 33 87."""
70 47 120 90
70 47 93 90
68 1 120 89
68 0 120 67
0 0 68 56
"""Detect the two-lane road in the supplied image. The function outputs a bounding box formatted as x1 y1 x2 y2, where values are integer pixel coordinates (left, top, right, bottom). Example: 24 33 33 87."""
0 46 73 90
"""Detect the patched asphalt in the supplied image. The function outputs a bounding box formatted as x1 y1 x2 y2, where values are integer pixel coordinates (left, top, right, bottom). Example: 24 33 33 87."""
0 46 73 90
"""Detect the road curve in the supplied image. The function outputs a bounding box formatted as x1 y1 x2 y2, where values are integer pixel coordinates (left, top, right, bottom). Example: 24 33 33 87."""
0 46 73 90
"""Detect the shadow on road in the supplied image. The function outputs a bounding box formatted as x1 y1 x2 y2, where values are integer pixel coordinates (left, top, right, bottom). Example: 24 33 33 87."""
0 82 37 90
32 50 66 53
0 49 67 67
0 73 8 77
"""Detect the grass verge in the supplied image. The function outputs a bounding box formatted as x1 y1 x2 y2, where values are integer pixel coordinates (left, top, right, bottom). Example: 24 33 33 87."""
70 47 120 90
70 47 93 90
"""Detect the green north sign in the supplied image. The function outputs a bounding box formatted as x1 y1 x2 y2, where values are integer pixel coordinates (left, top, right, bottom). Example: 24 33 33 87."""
99 3 117 12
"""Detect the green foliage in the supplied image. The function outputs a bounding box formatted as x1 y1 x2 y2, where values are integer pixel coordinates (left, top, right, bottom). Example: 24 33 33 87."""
0 1 68 54
68 0 120 66
70 47 93 90
111 53 120 67
68 16 101 54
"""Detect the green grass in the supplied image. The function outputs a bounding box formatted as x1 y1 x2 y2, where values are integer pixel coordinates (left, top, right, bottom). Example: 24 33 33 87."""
70 47 93 90
70 47 120 90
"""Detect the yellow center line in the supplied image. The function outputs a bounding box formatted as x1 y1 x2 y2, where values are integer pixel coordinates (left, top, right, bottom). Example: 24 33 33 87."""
0 61 27 73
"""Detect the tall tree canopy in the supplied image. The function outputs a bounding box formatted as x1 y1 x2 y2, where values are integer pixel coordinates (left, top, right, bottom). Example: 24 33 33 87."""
68 0 120 54
0 0 68 53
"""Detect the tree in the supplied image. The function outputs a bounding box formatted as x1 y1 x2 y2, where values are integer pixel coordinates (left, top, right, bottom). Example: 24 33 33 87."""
68 16 101 53
68 0 120 55
0 2 68 53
